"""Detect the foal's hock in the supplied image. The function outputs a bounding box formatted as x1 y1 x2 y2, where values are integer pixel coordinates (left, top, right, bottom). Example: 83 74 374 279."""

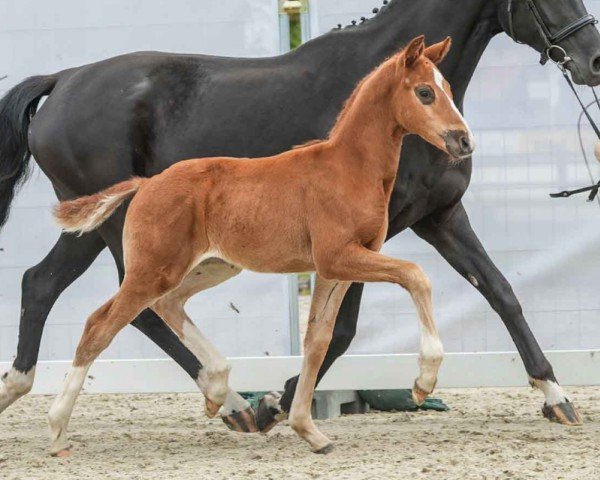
51 36 473 456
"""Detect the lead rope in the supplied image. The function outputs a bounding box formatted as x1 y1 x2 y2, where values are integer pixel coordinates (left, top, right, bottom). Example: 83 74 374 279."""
550 64 600 204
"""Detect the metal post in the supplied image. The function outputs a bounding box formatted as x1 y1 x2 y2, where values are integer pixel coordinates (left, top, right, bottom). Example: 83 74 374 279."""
279 10 291 54
279 0 310 53
278 1 311 354
288 275 301 356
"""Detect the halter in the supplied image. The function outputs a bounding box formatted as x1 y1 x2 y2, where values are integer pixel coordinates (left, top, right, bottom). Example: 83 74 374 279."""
507 0 600 202
507 0 597 65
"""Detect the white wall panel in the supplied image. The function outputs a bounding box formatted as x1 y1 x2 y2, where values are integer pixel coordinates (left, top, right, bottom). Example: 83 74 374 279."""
0 0 287 363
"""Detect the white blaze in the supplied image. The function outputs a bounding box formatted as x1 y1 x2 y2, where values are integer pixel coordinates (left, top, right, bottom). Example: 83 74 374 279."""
433 67 475 147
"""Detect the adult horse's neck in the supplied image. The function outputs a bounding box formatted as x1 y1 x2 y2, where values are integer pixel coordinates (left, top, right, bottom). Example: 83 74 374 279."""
367 0 499 102
298 0 499 106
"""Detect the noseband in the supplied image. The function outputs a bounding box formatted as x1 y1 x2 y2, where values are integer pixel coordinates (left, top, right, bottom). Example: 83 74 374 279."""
507 0 597 66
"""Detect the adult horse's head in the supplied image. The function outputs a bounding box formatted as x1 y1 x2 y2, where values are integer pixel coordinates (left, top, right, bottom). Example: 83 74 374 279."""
393 36 475 161
497 0 600 86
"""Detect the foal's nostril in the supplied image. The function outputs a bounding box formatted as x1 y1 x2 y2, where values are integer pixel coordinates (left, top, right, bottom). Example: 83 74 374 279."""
590 54 600 74
460 135 471 152
443 130 474 159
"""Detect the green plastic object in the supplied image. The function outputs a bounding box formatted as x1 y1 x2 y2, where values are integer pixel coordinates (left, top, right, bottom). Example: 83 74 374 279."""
240 391 269 412
240 390 448 413
358 389 449 412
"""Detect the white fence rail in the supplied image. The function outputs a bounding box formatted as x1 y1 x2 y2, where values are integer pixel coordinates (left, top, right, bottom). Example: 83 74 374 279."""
3 350 598 395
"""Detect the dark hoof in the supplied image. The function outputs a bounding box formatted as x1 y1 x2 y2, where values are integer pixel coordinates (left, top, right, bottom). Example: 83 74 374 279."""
542 401 583 426
221 406 259 433
314 443 334 455
256 393 285 433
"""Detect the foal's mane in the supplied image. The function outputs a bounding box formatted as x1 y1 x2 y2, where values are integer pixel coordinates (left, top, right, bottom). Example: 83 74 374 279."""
292 52 400 151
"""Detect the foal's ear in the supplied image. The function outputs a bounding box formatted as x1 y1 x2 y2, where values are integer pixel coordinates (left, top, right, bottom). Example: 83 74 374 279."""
424 37 452 65
399 35 426 69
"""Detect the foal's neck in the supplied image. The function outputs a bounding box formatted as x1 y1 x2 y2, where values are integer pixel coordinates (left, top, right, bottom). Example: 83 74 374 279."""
328 63 405 181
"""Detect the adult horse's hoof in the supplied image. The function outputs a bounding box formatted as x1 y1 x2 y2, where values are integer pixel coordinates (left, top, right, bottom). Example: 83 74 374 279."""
221 406 259 433
314 443 335 455
542 402 583 426
256 392 287 433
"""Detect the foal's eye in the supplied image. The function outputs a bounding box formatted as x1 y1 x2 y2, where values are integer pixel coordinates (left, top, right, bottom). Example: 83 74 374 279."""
415 86 435 105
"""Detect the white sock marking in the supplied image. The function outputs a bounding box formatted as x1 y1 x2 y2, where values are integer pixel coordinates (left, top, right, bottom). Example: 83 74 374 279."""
48 365 89 453
530 378 568 406
0 367 35 412
181 321 230 404
418 328 444 391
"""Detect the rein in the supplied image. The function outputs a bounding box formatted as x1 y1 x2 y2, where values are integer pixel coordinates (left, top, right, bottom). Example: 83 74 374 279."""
507 0 600 202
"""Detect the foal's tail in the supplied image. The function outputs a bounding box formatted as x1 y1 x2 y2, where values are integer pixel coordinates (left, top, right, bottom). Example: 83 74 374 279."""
54 178 145 235
0 75 57 231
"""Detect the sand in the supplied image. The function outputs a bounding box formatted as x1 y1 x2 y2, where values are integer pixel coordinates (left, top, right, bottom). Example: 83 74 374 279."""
1 387 598 480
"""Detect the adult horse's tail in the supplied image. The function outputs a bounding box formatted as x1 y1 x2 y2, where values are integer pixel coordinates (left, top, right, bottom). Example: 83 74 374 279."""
54 178 145 235
0 75 57 230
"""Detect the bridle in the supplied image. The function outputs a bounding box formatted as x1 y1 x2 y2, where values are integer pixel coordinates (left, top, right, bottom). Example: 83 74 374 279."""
507 0 600 202
507 0 597 66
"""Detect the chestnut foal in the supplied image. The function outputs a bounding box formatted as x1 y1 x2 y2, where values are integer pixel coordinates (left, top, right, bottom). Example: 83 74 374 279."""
51 36 474 455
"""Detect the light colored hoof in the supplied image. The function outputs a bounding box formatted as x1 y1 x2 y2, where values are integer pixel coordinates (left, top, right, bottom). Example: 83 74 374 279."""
313 443 335 455
205 398 222 418
49 437 72 457
412 380 433 407
52 449 72 458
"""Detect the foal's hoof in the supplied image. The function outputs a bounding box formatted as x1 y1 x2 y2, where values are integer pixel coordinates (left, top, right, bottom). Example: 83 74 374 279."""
314 443 335 455
412 380 432 407
542 401 583 426
221 406 259 433
256 392 286 433
205 398 222 418
52 449 72 458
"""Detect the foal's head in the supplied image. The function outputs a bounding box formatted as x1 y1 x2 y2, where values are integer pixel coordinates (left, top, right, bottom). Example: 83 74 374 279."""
393 36 475 161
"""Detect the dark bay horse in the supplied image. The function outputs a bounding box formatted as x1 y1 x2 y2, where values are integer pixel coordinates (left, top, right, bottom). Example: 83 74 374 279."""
1 0 599 428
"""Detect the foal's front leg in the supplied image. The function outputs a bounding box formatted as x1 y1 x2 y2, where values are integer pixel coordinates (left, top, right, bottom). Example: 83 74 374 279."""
288 276 351 453
317 244 444 404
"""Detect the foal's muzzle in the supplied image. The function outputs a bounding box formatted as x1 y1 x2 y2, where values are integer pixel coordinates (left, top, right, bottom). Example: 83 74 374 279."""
443 130 475 160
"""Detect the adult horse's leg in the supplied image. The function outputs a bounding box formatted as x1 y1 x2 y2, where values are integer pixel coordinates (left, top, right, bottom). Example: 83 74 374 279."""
411 201 581 425
0 232 105 413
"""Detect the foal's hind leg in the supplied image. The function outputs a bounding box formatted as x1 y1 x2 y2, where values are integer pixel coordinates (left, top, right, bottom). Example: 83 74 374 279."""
48 283 155 456
288 276 351 453
1 232 105 414
152 260 258 432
